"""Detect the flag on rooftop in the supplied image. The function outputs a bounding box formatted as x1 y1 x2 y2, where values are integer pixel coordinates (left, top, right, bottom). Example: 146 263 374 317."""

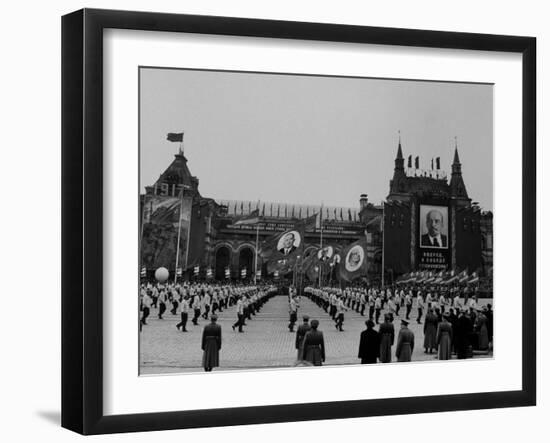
234 209 261 225
166 132 184 142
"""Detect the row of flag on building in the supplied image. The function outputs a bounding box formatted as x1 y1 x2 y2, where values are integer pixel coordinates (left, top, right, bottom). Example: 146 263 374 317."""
407 155 441 170
396 269 479 285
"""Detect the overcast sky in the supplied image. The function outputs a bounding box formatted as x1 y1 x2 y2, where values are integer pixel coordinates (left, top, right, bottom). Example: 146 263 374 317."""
140 68 493 210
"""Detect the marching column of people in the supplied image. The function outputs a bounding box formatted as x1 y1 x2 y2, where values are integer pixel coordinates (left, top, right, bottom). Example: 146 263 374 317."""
303 282 492 365
140 280 492 370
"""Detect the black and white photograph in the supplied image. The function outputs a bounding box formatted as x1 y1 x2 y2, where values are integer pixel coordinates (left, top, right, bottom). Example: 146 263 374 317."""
138 67 494 374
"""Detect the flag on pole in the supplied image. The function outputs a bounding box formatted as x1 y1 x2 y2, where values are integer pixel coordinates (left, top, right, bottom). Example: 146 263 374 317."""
166 132 184 142
294 213 317 231
234 209 260 225
338 238 369 282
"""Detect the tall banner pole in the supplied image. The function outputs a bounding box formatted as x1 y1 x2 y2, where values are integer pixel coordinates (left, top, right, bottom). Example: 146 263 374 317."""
318 204 323 288
174 187 184 283
254 224 259 284
184 197 192 282
173 131 185 283
381 203 385 288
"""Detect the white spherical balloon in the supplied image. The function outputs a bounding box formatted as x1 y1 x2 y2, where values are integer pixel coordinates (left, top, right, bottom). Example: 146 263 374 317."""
154 267 169 282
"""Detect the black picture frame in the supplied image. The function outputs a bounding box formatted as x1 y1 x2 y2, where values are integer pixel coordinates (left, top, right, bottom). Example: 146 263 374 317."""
61 8 536 435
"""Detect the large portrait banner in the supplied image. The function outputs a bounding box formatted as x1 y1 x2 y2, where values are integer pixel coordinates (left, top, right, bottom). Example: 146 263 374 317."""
418 204 449 270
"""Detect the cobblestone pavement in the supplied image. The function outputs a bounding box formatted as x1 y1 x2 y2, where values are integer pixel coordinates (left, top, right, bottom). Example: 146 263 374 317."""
140 295 493 374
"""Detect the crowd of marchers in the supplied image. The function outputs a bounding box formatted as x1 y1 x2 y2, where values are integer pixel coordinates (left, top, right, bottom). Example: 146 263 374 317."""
300 284 492 364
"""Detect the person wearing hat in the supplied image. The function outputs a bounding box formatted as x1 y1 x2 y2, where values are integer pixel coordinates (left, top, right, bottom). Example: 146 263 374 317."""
436 314 453 360
474 307 489 351
423 308 438 354
201 314 222 372
358 320 380 364
396 319 415 362
302 319 325 366
379 314 395 363
455 308 473 359
295 315 311 360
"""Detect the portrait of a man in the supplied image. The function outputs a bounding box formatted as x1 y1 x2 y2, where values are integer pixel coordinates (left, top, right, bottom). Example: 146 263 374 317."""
277 231 300 255
345 245 364 272
420 206 448 249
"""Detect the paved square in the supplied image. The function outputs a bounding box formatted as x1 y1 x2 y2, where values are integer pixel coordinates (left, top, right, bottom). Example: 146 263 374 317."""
140 294 493 374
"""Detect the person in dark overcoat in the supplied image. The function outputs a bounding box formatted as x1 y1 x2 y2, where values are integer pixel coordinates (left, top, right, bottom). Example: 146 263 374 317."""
295 315 311 360
475 308 489 351
423 308 438 353
448 308 459 354
455 309 472 359
202 314 222 372
436 314 453 360
485 304 494 345
396 319 415 362
358 320 380 364
302 319 325 366
379 314 395 363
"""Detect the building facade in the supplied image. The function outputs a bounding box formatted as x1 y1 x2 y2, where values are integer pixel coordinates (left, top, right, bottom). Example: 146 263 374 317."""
140 141 492 283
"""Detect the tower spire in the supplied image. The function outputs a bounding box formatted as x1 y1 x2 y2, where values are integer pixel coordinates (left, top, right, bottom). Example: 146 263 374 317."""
450 136 469 202
390 131 406 194
396 130 403 159
453 136 460 165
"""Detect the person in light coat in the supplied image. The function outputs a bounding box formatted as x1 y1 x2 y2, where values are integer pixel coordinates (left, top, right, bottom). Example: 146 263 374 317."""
436 314 453 360
396 319 415 362
423 308 438 353
379 314 395 363
302 320 325 366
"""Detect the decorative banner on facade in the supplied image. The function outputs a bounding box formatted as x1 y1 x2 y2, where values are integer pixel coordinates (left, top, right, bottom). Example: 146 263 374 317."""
418 204 450 270
338 238 369 282
206 268 213 278
194 265 200 276
141 194 193 271
224 267 230 279
260 229 303 274
419 205 449 249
